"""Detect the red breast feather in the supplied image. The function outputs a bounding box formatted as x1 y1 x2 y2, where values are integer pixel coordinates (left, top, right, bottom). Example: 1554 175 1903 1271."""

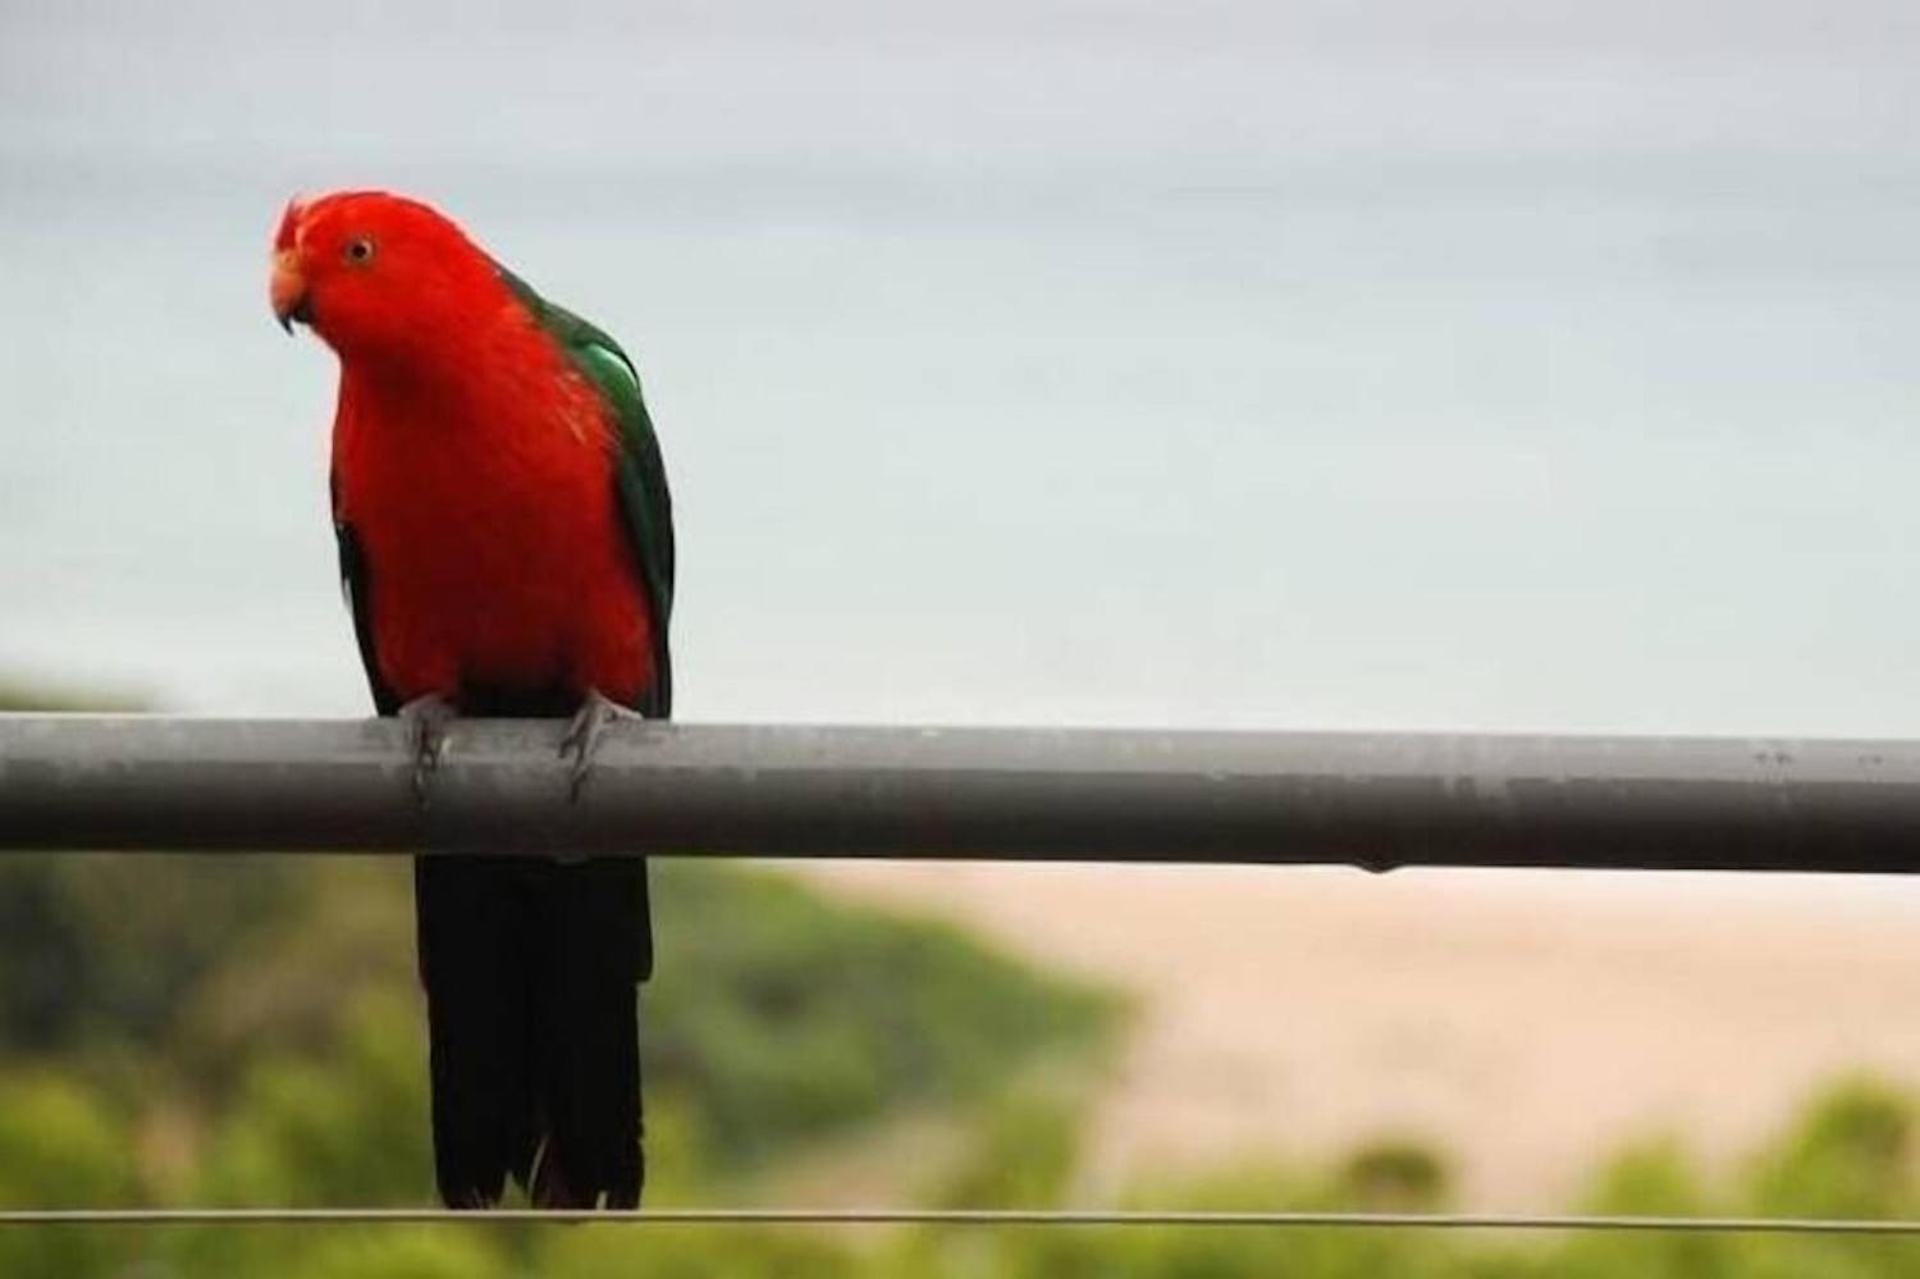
308 193 654 706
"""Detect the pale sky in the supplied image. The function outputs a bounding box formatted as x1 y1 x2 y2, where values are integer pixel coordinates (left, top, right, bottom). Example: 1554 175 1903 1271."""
1 0 1916 735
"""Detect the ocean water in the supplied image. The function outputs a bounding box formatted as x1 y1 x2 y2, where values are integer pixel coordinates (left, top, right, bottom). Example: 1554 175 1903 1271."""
2 2 1917 735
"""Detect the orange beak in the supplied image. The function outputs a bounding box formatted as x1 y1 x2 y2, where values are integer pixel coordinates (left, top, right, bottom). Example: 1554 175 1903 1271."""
270 248 309 333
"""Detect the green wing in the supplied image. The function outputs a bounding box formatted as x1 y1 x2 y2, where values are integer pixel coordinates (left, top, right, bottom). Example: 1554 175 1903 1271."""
497 265 676 718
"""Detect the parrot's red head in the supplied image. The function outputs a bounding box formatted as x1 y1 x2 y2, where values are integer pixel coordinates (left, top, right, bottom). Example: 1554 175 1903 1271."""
270 190 507 362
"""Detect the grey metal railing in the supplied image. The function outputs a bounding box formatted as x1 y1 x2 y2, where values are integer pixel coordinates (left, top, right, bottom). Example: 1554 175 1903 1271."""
3 715 1919 871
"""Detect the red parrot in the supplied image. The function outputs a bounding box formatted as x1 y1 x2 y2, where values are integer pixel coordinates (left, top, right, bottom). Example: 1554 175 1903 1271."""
270 191 673 1209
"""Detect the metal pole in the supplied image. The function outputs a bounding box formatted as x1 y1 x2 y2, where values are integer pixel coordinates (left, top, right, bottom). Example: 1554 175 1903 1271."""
2 715 1919 871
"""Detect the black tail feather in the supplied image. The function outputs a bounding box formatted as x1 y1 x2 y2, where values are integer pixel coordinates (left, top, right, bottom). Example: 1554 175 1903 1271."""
415 855 648 1209
531 858 644 1208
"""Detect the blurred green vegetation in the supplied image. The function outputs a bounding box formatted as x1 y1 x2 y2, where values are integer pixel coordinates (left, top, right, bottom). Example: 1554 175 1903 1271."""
4 690 1920 1274
0 679 145 713
0 852 1124 1276
0 853 1121 1185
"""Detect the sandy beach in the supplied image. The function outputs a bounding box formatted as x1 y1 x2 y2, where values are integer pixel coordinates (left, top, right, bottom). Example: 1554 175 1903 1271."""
799 862 1920 1208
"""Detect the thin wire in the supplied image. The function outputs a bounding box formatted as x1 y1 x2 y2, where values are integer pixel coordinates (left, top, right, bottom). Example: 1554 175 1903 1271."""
1 1208 1918 1235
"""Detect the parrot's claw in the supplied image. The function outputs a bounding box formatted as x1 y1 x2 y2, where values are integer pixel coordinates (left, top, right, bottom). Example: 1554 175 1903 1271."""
560 690 637 801
398 694 458 806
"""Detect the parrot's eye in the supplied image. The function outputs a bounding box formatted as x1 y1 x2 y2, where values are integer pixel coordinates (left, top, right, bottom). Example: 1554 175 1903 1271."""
345 237 376 265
